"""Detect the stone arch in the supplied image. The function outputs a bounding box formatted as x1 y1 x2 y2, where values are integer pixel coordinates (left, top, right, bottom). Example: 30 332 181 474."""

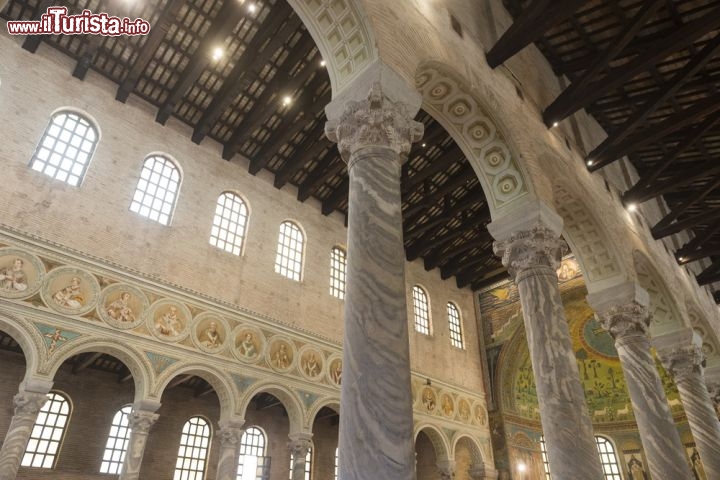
0 312 41 382
154 363 236 422
452 433 486 468
307 396 340 427
686 300 720 362
45 338 150 402
415 60 535 219
552 183 626 292
633 250 686 335
413 423 451 463
285 0 377 94
238 381 305 435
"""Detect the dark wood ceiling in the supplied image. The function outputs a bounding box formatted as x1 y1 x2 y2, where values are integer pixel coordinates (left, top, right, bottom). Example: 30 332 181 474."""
490 0 720 301
2 0 502 291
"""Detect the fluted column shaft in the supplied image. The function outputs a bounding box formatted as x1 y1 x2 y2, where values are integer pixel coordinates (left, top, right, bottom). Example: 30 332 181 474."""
215 424 244 480
325 82 423 480
288 434 312 480
661 345 720 478
120 409 159 480
0 390 49 480
493 224 603 480
598 305 692 480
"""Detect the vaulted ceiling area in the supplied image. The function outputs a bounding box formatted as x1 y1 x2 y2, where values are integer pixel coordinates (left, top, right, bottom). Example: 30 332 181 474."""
488 0 720 301
2 0 503 291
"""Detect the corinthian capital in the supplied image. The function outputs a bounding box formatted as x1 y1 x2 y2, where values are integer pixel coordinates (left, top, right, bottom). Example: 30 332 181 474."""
598 302 650 341
493 225 567 277
13 391 49 417
217 425 244 447
660 344 705 382
325 82 423 162
127 410 159 433
287 432 313 457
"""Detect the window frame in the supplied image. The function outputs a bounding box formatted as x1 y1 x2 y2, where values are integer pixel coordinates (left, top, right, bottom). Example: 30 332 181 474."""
329 246 347 300
209 191 250 256
274 221 305 282
447 301 464 349
99 404 133 474
129 153 182 226
412 285 432 335
21 391 72 469
595 435 623 480
172 415 212 480
29 109 100 187
237 426 267 480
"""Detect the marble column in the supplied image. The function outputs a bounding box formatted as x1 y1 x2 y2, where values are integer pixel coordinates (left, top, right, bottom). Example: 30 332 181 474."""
325 68 423 480
288 432 312 480
587 283 693 480
489 202 604 480
437 459 455 480
655 329 720 479
215 421 244 480
707 364 720 419
120 401 160 480
469 464 499 480
0 380 51 480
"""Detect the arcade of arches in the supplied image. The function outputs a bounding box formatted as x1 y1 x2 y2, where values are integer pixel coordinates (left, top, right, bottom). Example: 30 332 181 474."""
1 1 720 480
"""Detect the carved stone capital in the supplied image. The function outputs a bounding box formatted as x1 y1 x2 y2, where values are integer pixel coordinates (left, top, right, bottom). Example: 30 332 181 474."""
437 460 456 480
217 426 244 448
13 391 49 417
127 410 159 433
492 226 567 277
325 82 423 163
660 344 705 383
707 382 720 410
597 302 650 342
287 433 313 458
468 465 497 480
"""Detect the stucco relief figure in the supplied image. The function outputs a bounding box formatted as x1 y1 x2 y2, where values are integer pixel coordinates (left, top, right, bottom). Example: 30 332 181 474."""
459 400 471 421
475 405 487 425
52 276 84 309
627 455 648 480
441 395 453 416
239 333 257 358
1 258 28 292
155 306 182 337
422 388 436 412
303 352 320 377
200 321 221 348
105 292 136 322
330 360 342 385
272 343 290 369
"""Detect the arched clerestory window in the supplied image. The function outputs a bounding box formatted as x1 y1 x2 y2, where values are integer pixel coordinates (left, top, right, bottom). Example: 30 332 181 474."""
130 154 181 226
209 191 249 256
237 426 268 480
447 302 464 348
173 416 212 480
595 435 623 480
21 392 72 469
100 404 132 474
412 285 431 335
29 110 99 186
334 447 339 479
329 246 347 299
275 221 305 281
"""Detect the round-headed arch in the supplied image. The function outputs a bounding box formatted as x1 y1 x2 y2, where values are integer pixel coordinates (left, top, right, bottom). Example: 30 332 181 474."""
307 397 340 429
0 312 41 380
414 423 451 463
452 433 486 468
238 381 305 434
633 250 686 335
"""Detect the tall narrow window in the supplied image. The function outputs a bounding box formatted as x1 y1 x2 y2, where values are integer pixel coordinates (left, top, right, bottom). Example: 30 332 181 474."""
329 246 347 299
29 110 98 186
540 435 551 479
412 285 431 335
447 302 464 348
288 447 312 480
274 221 304 281
130 155 180 226
237 427 267 480
22 392 71 469
100 405 132 474
334 447 339 479
173 416 211 480
209 192 249 256
595 435 622 480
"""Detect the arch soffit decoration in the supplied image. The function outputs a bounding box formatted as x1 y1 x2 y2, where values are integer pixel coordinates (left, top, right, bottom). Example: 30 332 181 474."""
686 300 720 362
0 312 42 380
286 0 378 95
238 380 306 435
45 337 151 402
414 60 535 220
414 423 451 463
632 250 686 336
452 433 486 467
552 182 626 292
153 362 236 422
307 396 340 427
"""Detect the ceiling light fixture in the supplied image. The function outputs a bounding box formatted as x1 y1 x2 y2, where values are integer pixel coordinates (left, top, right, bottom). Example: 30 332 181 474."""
422 143 427 147
552 121 558 128
282 95 292 106
211 47 223 61
678 256 685 263
320 60 326 67
627 203 637 212
586 159 593 167
247 3 257 13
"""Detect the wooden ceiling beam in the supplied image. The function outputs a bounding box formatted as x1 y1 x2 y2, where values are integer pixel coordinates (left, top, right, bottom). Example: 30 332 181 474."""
273 130 331 189
118 367 133 384
587 34 720 162
485 0 591 68
654 178 720 231
406 213 488 261
455 255 498 288
677 219 720 259
116 0 185 102
72 352 103 374
696 261 720 286
221 34 320 160
167 374 194 389
651 208 720 240
403 167 476 219
192 2 298 143
155 0 247 125
440 238 494 279
544 9 720 126
297 155 343 202
72 1 130 80
405 194 484 241
425 237 484 271
195 382 216 397
20 0 54 53
321 176 349 216
677 245 720 264
591 92 720 169
627 159 720 205
470 268 510 291
402 148 466 195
